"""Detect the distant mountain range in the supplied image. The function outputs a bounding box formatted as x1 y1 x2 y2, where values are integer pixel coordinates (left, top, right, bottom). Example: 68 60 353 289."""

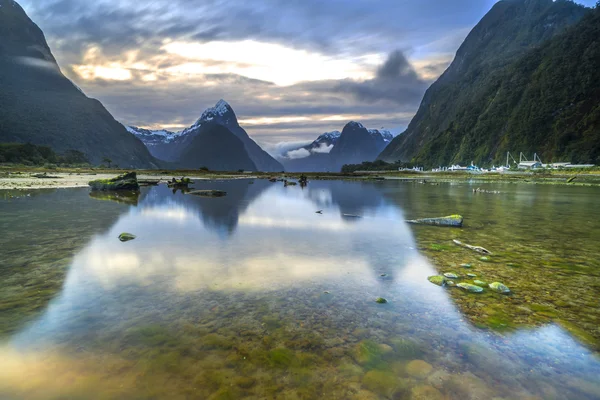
379 0 598 167
279 123 394 172
127 100 282 172
0 0 158 168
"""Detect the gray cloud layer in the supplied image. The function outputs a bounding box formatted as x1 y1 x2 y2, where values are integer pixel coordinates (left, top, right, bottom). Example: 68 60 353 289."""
23 0 597 145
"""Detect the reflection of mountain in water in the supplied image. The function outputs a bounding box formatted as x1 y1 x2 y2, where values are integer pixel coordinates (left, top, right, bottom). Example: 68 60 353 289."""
302 180 389 218
139 179 271 237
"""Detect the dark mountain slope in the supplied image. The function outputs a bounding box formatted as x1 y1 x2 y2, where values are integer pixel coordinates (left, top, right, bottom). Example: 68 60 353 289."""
379 0 588 165
178 123 257 171
330 122 392 168
411 5 600 166
0 0 158 168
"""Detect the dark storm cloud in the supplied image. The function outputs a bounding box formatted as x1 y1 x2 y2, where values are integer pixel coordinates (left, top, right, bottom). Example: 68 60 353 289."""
335 50 428 105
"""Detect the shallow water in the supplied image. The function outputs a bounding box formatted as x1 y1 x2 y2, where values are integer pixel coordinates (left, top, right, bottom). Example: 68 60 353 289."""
0 179 599 399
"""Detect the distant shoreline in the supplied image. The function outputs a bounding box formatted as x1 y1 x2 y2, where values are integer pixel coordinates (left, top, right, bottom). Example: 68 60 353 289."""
1 166 599 190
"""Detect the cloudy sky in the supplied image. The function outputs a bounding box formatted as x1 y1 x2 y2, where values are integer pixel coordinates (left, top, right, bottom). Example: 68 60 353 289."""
19 0 597 150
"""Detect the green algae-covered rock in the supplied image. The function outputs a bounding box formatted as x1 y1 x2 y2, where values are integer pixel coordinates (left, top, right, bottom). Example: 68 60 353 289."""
489 282 511 294
375 297 388 304
446 281 456 287
89 172 139 191
427 275 447 286
406 214 463 227
405 359 433 379
460 263 472 268
467 273 477 278
389 337 424 359
443 272 459 279
480 256 490 262
361 370 401 398
473 280 487 286
118 233 136 242
352 340 385 368
457 283 484 293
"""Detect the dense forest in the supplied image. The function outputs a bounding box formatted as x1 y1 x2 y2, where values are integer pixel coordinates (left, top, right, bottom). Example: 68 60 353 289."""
0 143 89 166
380 0 599 167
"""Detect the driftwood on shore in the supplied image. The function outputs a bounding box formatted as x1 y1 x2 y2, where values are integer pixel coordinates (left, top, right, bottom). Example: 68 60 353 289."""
452 239 492 255
406 215 463 228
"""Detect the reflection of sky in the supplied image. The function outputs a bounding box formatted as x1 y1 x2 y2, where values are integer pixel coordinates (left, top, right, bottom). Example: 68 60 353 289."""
3 181 600 397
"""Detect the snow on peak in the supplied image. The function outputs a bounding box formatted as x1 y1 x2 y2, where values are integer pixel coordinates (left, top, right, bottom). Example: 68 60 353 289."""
195 99 234 126
317 131 341 141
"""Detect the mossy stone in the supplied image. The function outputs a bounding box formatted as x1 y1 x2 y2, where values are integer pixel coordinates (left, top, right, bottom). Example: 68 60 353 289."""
118 232 136 242
457 283 484 293
427 275 447 286
443 272 459 279
488 282 510 294
473 280 487 286
89 172 139 191
375 297 388 304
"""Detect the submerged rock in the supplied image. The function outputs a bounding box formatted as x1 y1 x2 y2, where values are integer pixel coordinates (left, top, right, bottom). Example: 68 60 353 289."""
118 233 136 242
489 282 511 294
406 214 463 227
443 273 459 279
187 190 227 197
375 297 388 304
361 370 401 398
473 280 487 286
460 263 472 268
89 172 139 191
457 283 484 293
411 385 444 400
406 360 433 379
427 276 447 286
467 273 477 278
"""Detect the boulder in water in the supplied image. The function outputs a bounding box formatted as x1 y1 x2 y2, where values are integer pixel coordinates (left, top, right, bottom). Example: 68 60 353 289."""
89 172 139 191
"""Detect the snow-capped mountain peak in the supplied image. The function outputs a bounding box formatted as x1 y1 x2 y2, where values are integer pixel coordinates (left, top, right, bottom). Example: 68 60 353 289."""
346 121 365 129
194 99 236 127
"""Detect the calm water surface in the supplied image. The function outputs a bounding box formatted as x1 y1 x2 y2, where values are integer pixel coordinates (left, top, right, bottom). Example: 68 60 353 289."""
0 179 599 399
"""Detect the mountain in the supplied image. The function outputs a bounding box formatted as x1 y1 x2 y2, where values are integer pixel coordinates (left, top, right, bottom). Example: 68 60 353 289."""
330 122 393 167
281 126 392 172
378 0 590 166
0 0 158 168
179 123 257 171
125 126 184 162
306 131 342 153
127 100 283 171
